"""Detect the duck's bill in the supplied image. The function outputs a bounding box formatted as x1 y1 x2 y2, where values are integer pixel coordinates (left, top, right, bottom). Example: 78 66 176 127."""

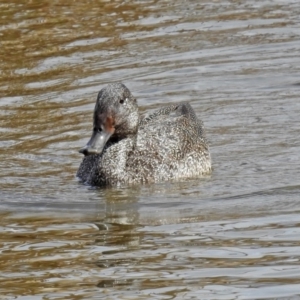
79 130 112 156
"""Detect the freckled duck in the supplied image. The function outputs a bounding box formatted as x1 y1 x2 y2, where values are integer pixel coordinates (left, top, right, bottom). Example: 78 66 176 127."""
77 83 211 186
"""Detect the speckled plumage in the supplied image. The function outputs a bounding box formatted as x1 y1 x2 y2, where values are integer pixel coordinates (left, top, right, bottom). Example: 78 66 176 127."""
77 83 211 187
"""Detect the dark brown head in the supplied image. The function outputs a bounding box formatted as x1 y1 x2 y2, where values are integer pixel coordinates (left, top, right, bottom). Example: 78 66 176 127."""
79 83 139 156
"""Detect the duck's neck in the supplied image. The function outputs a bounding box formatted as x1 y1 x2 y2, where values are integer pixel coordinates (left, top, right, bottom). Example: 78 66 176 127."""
109 132 138 149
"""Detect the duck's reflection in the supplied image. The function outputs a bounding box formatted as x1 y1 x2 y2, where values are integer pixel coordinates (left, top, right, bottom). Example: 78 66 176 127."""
92 186 142 249
90 186 143 288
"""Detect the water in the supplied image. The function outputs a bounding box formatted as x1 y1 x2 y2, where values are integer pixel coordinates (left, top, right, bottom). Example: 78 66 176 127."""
1 0 300 299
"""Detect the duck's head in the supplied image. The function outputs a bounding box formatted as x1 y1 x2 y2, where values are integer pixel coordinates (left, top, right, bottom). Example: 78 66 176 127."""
79 83 139 156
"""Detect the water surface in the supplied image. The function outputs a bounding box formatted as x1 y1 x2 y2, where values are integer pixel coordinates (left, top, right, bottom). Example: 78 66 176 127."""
1 0 300 299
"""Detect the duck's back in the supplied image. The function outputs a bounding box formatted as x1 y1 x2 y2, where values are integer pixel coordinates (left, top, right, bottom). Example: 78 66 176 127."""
125 103 211 184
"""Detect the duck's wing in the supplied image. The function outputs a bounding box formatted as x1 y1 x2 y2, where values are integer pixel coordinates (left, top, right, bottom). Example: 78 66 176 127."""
139 104 177 126
133 103 211 180
140 103 207 142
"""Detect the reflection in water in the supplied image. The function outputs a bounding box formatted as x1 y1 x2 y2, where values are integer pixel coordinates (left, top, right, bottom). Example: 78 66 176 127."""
95 187 141 249
2 199 300 298
1 0 300 298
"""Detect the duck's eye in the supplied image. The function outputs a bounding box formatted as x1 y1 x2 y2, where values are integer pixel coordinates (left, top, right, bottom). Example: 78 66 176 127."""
119 98 127 104
94 127 102 133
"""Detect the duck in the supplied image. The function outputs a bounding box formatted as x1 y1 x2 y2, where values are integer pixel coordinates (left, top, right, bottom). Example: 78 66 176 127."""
77 83 211 186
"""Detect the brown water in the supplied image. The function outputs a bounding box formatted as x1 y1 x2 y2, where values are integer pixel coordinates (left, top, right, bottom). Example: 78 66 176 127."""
1 0 300 299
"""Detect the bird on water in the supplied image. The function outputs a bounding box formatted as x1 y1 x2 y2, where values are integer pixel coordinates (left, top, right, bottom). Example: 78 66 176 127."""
77 83 211 186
